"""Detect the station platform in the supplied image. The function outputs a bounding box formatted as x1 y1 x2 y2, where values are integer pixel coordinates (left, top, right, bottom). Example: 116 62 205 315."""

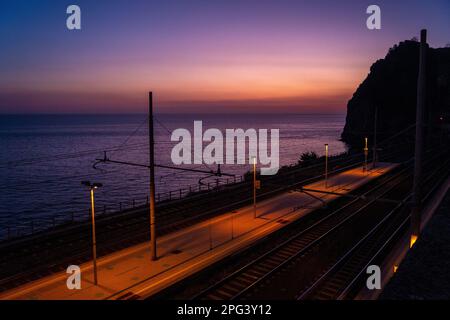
0 162 398 300
359 173 450 300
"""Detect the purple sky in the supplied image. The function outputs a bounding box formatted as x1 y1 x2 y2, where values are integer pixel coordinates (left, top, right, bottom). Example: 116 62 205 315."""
0 0 449 113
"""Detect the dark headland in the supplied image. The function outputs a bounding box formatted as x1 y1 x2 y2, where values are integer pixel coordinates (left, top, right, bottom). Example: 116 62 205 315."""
341 40 450 148
342 38 450 299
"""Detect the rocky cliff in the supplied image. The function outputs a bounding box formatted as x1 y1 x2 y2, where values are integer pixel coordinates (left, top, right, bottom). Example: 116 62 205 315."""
341 40 450 148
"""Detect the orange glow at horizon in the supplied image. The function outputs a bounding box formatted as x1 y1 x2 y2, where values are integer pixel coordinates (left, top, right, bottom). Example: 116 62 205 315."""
1 56 366 113
2 0 449 114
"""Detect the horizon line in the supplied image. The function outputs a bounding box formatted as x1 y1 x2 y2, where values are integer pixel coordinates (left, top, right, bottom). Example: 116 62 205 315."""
0 111 347 116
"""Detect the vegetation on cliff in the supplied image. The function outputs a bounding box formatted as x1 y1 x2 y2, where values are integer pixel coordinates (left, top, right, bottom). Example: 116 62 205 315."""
341 40 450 148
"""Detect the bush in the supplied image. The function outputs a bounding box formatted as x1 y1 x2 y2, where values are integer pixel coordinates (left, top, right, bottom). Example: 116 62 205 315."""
298 151 318 167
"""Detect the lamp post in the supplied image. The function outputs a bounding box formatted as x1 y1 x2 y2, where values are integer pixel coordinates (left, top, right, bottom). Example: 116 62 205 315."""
364 137 369 173
148 92 157 261
81 181 102 286
253 156 257 219
324 144 329 188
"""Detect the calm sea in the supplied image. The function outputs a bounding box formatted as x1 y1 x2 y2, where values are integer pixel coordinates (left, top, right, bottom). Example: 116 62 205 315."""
0 113 347 236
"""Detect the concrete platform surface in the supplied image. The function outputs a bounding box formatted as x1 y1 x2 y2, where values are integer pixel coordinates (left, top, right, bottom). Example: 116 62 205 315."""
0 163 397 300
380 186 450 300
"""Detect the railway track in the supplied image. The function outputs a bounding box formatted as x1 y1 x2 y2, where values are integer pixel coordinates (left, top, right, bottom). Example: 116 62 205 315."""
0 142 415 292
190 150 449 300
192 167 410 300
0 153 364 292
298 155 450 300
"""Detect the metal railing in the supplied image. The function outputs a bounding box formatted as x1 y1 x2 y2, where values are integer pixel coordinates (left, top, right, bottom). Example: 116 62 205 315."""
0 136 416 242
0 175 245 241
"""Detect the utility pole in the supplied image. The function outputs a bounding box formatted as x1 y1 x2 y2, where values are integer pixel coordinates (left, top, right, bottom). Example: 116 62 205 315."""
372 106 378 168
149 92 157 260
253 157 257 219
411 29 427 247
324 144 328 188
94 91 234 260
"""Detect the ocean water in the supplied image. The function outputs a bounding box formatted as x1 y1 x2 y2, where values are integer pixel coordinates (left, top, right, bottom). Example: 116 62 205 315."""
0 113 346 236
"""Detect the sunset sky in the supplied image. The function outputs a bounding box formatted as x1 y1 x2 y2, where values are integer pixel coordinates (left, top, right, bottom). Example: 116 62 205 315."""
0 0 449 113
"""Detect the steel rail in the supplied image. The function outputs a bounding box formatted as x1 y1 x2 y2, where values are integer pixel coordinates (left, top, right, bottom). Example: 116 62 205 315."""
297 156 450 300
192 165 411 300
